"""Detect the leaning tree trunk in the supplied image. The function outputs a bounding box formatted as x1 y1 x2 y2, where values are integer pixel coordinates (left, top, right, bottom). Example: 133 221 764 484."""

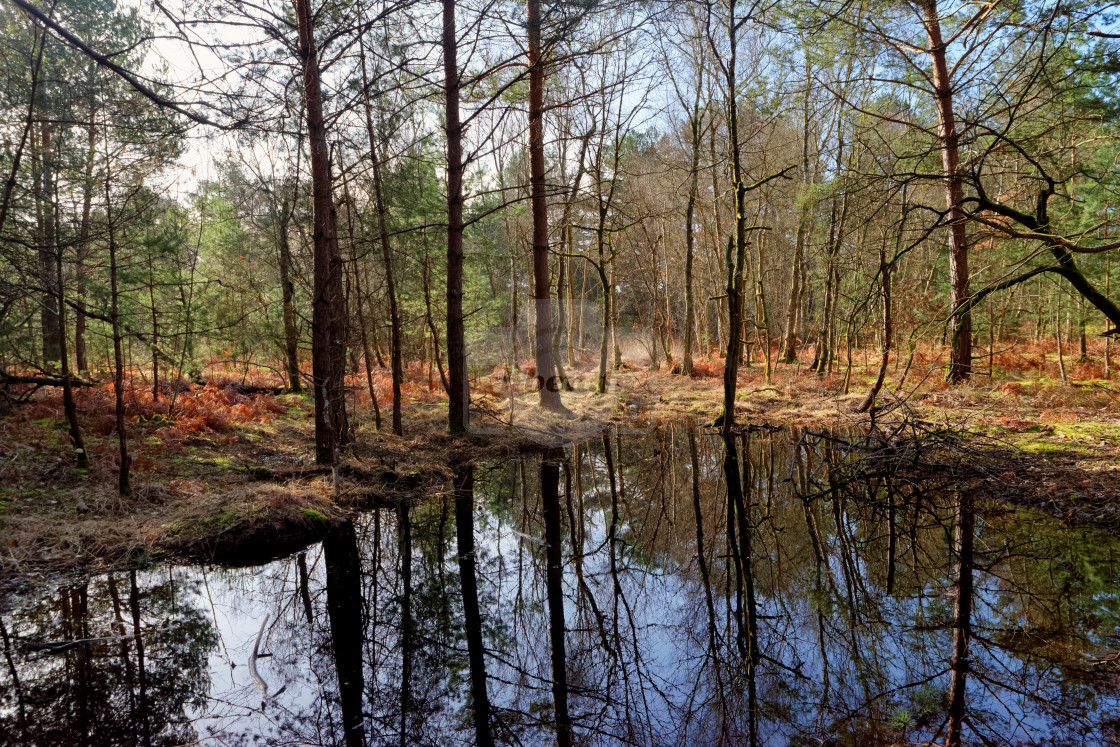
923 0 971 383
857 239 893 413
528 0 562 410
294 0 349 463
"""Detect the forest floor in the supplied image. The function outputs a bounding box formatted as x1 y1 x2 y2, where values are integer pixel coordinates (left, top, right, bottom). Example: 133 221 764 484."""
1 343 1119 593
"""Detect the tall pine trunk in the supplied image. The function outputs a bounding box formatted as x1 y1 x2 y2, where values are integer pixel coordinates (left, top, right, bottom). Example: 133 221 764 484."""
444 0 470 431
295 0 349 462
528 0 562 410
75 103 96 374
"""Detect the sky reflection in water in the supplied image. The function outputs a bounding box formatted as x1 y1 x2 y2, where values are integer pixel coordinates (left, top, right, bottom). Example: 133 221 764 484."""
3 424 1120 746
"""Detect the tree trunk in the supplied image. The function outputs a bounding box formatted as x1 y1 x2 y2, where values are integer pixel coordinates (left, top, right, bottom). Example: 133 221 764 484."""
1078 297 1088 361
756 224 771 384
444 0 470 432
610 258 622 370
528 0 562 410
75 106 96 375
781 51 813 365
358 29 403 435
340 167 382 430
552 248 572 389
106 183 130 497
945 494 974 747
596 202 611 393
295 0 349 463
423 253 450 394
1107 258 1112 378
455 466 495 747
922 0 971 382
858 240 892 413
38 120 62 368
146 242 159 400
277 189 302 393
323 521 366 747
1056 292 1067 383
683 101 702 376
541 448 573 746
56 220 88 469
720 0 747 431
398 503 413 747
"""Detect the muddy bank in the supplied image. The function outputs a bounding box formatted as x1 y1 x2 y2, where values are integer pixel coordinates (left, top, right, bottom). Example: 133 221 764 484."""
2 368 1119 587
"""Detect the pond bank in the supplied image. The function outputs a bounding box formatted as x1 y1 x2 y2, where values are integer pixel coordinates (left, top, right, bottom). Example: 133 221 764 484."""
2 366 1119 589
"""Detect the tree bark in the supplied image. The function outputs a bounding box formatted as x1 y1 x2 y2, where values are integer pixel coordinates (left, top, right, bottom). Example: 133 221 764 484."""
528 0 562 410
922 0 971 382
358 28 403 434
277 186 302 393
682 90 702 376
719 0 747 431
56 215 88 469
552 249 572 389
781 55 812 365
75 101 96 374
106 178 130 497
444 0 470 432
37 120 62 368
340 166 381 430
294 0 349 462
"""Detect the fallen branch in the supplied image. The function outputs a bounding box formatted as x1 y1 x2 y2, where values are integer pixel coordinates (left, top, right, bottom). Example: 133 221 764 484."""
0 372 95 389
249 614 273 706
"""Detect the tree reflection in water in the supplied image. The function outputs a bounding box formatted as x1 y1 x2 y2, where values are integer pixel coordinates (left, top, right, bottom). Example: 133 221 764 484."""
3 423 1120 745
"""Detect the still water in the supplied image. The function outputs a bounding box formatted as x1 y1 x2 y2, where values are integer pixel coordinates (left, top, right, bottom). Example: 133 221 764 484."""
2 424 1120 746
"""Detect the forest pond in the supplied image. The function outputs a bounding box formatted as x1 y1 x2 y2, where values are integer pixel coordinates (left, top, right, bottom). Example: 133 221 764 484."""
3 424 1120 746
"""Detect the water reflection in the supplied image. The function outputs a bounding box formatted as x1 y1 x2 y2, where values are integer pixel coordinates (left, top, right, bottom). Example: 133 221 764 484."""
3 424 1120 745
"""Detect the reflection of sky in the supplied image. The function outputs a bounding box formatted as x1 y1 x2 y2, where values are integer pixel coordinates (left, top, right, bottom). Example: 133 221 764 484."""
174 560 339 744
5 431 1120 745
